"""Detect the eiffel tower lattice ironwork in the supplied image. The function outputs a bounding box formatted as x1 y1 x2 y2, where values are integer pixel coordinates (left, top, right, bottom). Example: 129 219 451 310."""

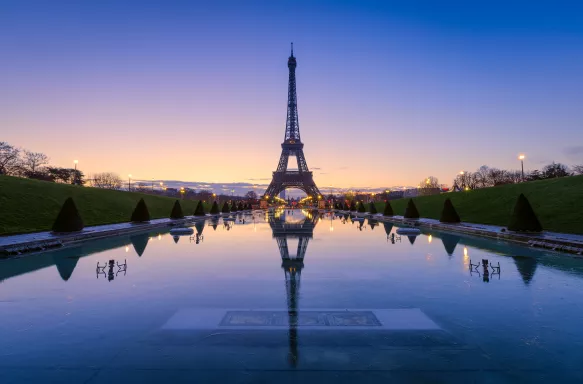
264 44 322 199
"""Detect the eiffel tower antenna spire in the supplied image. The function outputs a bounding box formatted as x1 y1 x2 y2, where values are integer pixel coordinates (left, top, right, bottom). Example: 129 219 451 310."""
291 42 293 57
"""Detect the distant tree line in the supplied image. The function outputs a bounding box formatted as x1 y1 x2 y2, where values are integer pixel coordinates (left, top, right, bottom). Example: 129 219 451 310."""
452 162 581 190
0 141 84 184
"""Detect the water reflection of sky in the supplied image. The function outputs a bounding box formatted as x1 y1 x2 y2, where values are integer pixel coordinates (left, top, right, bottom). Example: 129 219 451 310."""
1 209 583 381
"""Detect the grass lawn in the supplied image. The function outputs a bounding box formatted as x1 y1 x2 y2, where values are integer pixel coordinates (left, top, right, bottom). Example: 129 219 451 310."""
374 175 583 235
0 176 209 235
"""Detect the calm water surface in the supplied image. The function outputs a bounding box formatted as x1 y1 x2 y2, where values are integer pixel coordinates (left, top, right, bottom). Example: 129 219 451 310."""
1 209 583 383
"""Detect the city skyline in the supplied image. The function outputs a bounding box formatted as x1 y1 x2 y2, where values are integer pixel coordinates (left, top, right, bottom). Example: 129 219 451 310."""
2 0 583 189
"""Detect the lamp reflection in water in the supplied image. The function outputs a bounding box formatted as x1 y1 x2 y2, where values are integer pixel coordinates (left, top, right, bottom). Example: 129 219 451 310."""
428 234 432 244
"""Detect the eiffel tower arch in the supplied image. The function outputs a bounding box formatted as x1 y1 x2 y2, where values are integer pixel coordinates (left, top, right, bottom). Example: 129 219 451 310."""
264 44 322 200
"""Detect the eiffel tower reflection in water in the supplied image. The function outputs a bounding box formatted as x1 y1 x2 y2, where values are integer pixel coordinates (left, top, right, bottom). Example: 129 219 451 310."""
268 208 319 367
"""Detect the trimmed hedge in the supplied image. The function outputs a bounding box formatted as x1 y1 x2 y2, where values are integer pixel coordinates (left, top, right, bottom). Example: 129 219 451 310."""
222 202 230 213
52 197 84 232
209 201 219 214
131 198 150 222
357 201 366 213
194 201 206 216
404 199 419 219
508 193 542 232
383 201 394 216
368 202 377 214
170 200 184 219
439 198 460 223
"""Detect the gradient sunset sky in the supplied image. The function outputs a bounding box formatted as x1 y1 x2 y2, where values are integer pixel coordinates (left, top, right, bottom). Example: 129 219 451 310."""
2 0 583 190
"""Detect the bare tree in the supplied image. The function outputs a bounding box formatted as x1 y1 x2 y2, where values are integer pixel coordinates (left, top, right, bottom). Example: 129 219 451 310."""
572 164 583 175
419 176 440 196
0 142 22 175
91 172 122 189
245 190 258 200
22 150 49 173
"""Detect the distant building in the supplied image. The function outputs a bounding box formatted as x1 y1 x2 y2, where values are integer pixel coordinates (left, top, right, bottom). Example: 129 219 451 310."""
403 188 419 198
279 190 286 199
387 191 404 200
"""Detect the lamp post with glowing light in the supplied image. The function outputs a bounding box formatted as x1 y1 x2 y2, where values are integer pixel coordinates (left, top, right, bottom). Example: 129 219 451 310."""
73 160 78 185
180 187 185 200
519 154 525 181
128 174 132 191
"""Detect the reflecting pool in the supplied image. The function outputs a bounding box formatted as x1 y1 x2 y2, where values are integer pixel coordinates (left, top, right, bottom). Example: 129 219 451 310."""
1 209 583 383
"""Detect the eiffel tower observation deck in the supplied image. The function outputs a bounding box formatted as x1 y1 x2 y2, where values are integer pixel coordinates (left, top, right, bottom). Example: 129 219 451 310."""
264 44 322 200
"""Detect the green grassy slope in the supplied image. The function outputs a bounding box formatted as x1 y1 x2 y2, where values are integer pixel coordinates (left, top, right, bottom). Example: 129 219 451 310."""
0 176 209 235
375 175 583 235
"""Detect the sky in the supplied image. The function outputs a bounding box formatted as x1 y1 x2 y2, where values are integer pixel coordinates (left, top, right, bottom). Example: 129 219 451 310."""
2 0 583 193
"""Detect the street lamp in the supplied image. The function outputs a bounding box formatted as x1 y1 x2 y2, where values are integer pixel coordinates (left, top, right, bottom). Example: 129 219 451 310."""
519 154 525 181
151 178 154 192
128 174 132 191
73 160 78 185
180 187 185 199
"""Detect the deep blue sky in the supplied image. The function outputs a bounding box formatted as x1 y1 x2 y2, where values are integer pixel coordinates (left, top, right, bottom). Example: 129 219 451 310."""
2 0 582 188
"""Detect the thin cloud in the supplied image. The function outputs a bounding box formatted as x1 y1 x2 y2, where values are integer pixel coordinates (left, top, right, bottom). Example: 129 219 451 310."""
564 146 583 160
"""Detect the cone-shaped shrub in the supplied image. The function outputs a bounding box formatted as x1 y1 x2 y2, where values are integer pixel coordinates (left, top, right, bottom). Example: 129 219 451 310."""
53 253 79 281
209 201 219 214
194 201 205 216
349 200 356 211
368 202 377 214
52 197 84 232
357 201 366 213
131 233 149 256
343 202 349 210
221 202 230 213
170 200 184 219
383 201 394 216
195 221 205 236
508 193 542 232
439 198 460 223
131 198 150 222
407 235 417 245
441 233 460 256
404 199 419 219
172 235 180 244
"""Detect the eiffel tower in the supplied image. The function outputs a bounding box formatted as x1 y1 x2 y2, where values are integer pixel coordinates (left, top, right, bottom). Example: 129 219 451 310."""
264 44 322 199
